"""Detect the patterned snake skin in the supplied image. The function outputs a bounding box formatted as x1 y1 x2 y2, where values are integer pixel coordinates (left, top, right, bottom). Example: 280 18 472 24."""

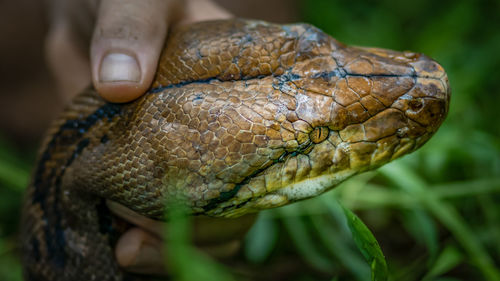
21 19 450 280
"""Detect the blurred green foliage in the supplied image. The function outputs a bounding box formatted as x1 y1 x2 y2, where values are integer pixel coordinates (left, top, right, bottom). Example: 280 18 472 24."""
0 137 32 280
1 0 500 280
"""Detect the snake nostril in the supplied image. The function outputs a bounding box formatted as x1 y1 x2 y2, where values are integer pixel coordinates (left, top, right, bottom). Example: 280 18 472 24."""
408 99 423 111
403 51 420 59
397 127 409 137
309 127 329 144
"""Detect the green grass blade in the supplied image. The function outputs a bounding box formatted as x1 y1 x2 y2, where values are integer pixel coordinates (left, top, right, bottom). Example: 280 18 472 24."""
433 178 500 198
422 244 464 280
401 209 438 260
341 206 388 281
279 206 336 273
244 212 278 263
165 202 235 281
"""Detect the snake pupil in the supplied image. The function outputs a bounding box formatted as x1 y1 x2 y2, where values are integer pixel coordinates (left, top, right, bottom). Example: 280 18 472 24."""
310 127 329 144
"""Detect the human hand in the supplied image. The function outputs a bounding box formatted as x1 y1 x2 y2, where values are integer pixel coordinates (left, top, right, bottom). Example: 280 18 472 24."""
46 0 232 103
107 201 256 275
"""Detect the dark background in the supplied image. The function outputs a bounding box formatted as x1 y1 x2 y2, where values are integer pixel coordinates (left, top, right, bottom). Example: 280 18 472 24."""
1 0 499 280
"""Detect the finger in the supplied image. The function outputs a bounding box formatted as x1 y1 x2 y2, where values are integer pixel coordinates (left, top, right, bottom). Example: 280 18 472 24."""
179 0 233 25
107 200 164 237
91 0 181 103
199 239 241 259
107 200 257 245
114 228 240 275
115 227 167 275
192 213 257 245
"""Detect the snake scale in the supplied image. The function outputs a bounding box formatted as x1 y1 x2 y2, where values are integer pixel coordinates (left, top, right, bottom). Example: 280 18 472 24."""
21 19 450 280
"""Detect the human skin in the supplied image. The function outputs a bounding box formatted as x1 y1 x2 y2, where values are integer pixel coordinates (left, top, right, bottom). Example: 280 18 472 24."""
45 0 255 275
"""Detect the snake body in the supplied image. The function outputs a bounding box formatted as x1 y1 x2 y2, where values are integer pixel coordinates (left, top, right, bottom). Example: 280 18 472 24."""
21 19 450 280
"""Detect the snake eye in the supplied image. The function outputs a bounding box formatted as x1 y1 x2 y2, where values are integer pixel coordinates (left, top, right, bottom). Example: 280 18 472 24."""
309 127 329 144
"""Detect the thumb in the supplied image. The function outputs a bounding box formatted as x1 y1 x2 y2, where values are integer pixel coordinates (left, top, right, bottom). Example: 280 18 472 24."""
90 0 180 103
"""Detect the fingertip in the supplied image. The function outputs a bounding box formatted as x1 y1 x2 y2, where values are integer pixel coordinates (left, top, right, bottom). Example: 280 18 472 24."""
115 228 143 268
92 47 158 103
94 76 148 103
115 228 167 275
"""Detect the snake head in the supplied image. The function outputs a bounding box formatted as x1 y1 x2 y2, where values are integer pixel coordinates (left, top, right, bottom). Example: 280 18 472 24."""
204 24 451 217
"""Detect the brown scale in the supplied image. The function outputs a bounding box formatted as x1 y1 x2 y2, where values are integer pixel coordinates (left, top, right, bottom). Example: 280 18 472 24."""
21 19 450 280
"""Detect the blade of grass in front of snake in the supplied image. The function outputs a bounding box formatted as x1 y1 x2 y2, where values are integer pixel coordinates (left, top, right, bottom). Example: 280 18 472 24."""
341 205 389 281
243 211 279 263
279 206 337 273
164 200 235 281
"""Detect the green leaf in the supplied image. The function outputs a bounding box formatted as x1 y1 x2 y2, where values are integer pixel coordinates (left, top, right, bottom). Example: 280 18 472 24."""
341 206 388 281
311 215 370 281
244 211 278 263
423 244 464 280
